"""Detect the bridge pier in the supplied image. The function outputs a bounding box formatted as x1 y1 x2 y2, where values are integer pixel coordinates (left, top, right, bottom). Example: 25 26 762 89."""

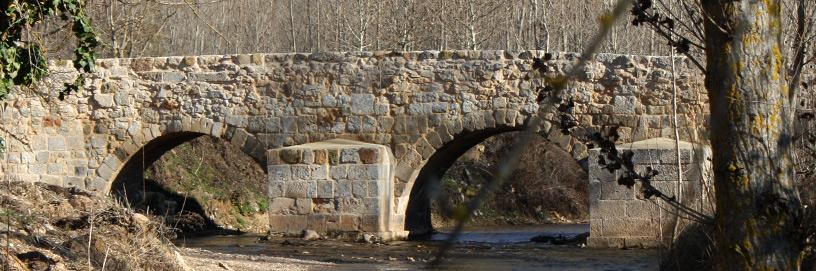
267 139 408 240
587 138 712 248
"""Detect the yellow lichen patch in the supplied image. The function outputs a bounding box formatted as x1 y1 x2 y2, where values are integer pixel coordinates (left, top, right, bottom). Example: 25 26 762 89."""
771 45 783 81
739 174 751 189
751 114 765 134
742 32 760 46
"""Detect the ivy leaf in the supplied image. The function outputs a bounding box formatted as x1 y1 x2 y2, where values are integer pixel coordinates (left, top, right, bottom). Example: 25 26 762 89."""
0 0 98 100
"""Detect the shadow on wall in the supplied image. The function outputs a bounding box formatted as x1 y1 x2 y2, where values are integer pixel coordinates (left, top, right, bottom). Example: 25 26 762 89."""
108 132 239 236
110 178 225 235
405 126 523 238
406 126 590 239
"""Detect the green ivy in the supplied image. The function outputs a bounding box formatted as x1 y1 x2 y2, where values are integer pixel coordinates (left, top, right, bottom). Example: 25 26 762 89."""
1 0 99 100
0 136 5 155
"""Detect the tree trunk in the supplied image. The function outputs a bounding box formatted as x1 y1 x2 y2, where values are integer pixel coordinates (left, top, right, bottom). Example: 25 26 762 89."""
701 0 803 269
288 0 297 52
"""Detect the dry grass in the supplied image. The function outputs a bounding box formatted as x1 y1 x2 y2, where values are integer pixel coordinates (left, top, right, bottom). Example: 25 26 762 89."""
0 180 186 270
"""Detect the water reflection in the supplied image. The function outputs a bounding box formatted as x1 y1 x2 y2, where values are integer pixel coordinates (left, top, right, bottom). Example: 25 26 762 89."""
431 224 589 244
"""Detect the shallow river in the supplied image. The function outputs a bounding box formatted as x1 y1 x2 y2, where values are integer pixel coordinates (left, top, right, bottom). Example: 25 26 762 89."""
176 224 658 270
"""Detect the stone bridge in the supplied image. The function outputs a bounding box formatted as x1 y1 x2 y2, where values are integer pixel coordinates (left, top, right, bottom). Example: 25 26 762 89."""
0 51 710 246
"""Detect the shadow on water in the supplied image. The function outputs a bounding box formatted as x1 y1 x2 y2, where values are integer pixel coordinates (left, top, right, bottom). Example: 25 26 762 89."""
110 177 241 237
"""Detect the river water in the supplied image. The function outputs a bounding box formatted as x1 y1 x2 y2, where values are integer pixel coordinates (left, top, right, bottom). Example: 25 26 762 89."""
176 224 658 270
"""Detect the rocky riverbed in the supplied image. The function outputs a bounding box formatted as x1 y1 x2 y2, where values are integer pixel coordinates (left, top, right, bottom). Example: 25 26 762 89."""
176 224 658 271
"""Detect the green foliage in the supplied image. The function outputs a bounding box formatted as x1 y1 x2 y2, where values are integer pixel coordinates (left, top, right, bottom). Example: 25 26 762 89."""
0 136 5 155
0 0 99 100
256 199 268 213
237 199 255 215
0 208 32 226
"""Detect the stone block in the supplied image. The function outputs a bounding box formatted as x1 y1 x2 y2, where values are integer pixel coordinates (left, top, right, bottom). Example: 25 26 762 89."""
600 181 634 200
47 164 63 175
352 181 367 198
269 197 295 214
48 136 66 151
358 148 380 164
339 214 361 231
336 197 363 213
328 149 340 165
313 199 335 214
269 215 288 232
346 165 367 180
625 200 660 218
317 181 334 198
340 149 360 163
601 218 658 238
311 165 328 180
268 165 291 181
296 198 312 215
592 200 626 218
351 94 375 115
189 72 230 82
330 165 348 180
279 149 302 164
64 177 85 188
336 180 353 197
365 165 381 180
292 165 312 180
93 93 115 108
286 215 308 234
612 95 637 114
269 181 285 198
286 181 315 198
367 181 380 197
307 214 328 233
361 215 380 232
314 150 328 165
325 214 343 232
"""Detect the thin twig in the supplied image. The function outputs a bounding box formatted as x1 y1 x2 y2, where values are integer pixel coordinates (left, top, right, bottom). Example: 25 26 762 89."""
88 214 95 269
182 0 232 46
670 34 685 243
429 0 633 266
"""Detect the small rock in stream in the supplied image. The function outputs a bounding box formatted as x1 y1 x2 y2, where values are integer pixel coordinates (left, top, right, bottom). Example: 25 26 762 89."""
359 233 374 243
530 232 590 245
301 229 320 241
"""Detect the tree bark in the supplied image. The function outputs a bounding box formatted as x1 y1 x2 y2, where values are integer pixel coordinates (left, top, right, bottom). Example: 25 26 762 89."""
701 0 803 269
288 0 297 52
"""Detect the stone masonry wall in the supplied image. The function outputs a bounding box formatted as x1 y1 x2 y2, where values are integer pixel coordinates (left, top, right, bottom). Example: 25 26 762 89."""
267 139 404 238
0 51 709 239
0 51 707 198
587 138 712 248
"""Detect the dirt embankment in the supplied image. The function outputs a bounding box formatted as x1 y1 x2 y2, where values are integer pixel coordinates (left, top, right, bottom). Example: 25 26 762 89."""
434 132 589 228
0 181 186 270
0 181 330 271
119 136 270 235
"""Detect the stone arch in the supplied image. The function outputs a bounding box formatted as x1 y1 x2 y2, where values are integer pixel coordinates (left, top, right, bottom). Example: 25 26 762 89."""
396 116 587 236
90 117 266 194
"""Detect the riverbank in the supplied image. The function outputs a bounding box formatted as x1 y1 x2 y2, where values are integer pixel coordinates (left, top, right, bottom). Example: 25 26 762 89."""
178 247 331 271
0 181 185 270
